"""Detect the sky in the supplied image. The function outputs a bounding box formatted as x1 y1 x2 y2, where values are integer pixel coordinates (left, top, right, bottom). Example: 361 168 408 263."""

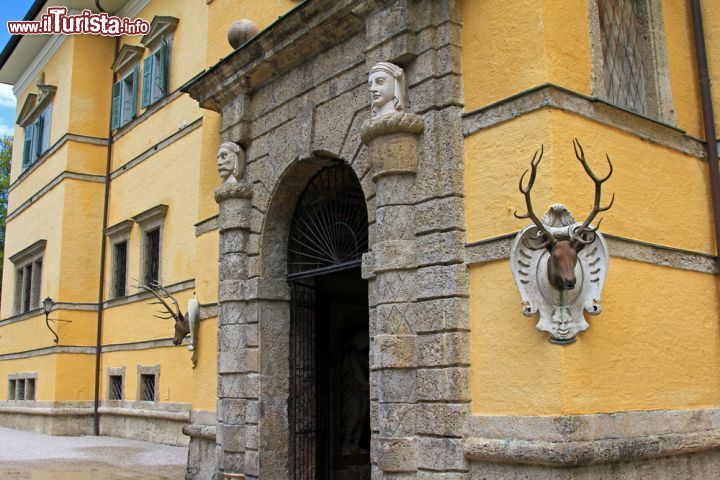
0 0 39 138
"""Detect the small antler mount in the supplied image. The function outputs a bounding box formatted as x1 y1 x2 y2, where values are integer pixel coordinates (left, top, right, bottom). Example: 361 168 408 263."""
509 139 614 344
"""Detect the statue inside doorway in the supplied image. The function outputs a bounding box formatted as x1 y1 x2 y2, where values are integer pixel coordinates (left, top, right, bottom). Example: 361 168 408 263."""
340 332 370 455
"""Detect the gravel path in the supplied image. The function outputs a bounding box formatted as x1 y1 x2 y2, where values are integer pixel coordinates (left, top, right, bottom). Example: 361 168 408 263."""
0 427 187 479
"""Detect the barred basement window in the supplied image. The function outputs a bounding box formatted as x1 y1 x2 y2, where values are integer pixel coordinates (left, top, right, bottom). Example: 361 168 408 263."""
7 379 16 400
109 375 123 400
589 0 674 123
112 241 128 298
140 374 156 401
25 378 35 401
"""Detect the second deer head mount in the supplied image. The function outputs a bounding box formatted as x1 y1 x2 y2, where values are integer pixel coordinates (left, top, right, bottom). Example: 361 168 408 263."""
510 139 614 344
136 281 191 346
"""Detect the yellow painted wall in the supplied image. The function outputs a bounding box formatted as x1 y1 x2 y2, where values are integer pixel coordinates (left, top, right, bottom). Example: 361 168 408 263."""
206 0 297 66
465 109 715 255
54 354 95 400
99 318 217 410
470 259 720 415
69 35 114 137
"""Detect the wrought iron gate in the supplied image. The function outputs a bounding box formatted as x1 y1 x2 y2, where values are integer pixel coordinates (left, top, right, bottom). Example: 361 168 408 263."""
291 280 317 480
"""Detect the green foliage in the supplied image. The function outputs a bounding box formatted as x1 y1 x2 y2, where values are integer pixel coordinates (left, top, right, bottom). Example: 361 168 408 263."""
0 135 11 288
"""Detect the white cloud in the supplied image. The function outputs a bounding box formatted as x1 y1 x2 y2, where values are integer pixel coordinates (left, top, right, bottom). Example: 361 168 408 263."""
0 123 14 137
0 84 16 108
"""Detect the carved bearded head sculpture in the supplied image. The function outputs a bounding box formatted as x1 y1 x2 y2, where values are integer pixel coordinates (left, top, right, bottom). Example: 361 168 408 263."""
216 142 245 185
368 62 407 117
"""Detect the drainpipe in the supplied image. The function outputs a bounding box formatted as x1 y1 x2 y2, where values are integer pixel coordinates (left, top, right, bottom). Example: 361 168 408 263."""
93 33 119 437
691 0 720 258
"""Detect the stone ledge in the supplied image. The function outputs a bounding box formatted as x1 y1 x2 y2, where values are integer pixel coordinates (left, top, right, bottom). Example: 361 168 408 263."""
360 112 424 145
464 429 720 467
98 406 190 421
465 233 718 274
183 423 217 441
462 83 705 160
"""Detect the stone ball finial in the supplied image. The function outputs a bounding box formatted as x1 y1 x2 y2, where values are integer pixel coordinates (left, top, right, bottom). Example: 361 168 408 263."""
368 61 407 117
217 142 245 185
228 19 260 49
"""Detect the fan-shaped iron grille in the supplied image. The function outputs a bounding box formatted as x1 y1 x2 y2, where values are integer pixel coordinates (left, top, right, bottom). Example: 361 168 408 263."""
288 164 368 279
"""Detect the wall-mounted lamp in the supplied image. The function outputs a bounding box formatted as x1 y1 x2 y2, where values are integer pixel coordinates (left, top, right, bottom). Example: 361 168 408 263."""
43 297 58 344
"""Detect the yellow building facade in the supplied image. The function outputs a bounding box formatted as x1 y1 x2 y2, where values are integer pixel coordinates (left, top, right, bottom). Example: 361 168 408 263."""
1 0 720 479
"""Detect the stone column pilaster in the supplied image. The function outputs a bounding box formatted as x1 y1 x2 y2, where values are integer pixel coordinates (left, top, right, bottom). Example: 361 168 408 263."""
362 113 424 478
214 182 254 477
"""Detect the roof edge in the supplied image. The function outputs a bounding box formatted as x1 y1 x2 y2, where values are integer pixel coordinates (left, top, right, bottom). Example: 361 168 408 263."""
0 1 48 76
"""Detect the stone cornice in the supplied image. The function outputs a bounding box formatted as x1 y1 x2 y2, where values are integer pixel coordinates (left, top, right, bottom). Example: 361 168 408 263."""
462 83 705 160
181 0 385 111
9 239 46 264
141 16 179 49
105 219 134 239
16 84 56 127
111 45 145 73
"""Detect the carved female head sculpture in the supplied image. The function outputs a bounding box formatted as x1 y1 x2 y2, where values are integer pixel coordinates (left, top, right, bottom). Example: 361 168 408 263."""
216 142 245 184
368 61 407 117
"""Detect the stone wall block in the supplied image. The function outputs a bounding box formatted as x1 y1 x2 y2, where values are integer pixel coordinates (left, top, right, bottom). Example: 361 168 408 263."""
245 323 259 348
416 367 470 402
417 332 470 367
376 302 414 334
417 472 468 480
365 5 412 51
417 437 466 471
377 369 416 403
245 425 258 450
218 349 259 374
374 334 417 369
415 22 462 52
244 450 259 476
219 373 261 399
220 253 249 281
220 425 246 453
379 403 417 436
375 176 416 207
414 108 464 199
374 437 418 473
375 271 417 305
372 240 417 273
221 94 250 136
416 230 465 266
245 400 260 425
362 252 376 280
368 306 378 337
368 135 419 180
219 301 258 326
375 206 415 241
416 264 469 300
218 398 246 425
409 74 463 114
219 280 246 303
365 34 417 67
416 403 470 437
218 198 252 232
221 229 248 254
414 196 465 235
221 452 245 475
406 45 462 87
220 324 246 352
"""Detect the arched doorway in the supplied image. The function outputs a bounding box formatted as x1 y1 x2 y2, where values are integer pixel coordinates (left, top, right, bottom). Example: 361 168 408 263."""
287 163 371 480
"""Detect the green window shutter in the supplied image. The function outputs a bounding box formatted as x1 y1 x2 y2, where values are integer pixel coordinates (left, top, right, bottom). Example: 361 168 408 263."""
131 65 139 119
159 37 169 96
22 124 33 168
41 105 52 153
111 81 122 130
34 114 44 159
142 56 152 108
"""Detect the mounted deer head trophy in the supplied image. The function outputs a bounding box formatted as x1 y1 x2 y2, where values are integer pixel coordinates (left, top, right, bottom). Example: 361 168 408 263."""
510 139 614 344
136 281 191 346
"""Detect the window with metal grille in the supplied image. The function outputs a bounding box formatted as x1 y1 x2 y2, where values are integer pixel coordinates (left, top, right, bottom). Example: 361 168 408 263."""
21 263 33 313
593 0 673 122
598 0 647 115
109 375 123 400
143 229 160 285
8 379 16 400
140 374 156 401
25 379 35 401
17 379 25 400
112 241 128 298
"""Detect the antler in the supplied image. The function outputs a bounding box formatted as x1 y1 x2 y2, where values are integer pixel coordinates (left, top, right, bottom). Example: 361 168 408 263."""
135 281 185 322
514 145 557 249
571 138 614 243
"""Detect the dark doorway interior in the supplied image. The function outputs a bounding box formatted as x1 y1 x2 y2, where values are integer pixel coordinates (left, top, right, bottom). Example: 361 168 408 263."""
291 267 370 480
